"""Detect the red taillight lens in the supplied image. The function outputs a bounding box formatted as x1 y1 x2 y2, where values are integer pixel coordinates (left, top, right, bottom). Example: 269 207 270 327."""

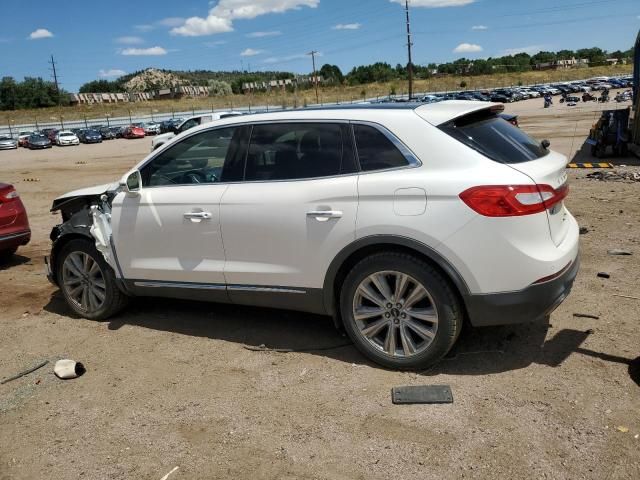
460 184 568 217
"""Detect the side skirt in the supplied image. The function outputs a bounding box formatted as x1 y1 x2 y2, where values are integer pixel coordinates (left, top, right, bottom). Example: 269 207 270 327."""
125 280 326 315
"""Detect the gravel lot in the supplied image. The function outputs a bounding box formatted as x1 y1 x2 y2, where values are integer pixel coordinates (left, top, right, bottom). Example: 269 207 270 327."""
1 95 639 480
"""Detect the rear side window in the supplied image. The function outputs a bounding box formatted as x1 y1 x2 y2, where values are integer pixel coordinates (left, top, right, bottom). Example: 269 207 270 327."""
244 123 356 181
440 111 549 164
353 124 410 171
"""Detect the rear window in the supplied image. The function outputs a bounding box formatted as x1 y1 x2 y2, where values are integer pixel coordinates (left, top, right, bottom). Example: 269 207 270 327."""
440 110 549 164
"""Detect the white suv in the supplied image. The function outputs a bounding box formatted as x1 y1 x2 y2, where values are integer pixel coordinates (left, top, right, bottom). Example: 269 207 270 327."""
46 102 579 370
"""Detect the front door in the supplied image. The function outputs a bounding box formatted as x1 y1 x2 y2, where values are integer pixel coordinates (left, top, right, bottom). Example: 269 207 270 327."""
111 126 245 290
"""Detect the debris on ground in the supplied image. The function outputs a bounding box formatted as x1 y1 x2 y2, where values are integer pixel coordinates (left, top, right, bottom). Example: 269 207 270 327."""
586 170 640 182
607 249 632 256
53 360 86 380
579 227 589 235
391 385 453 405
573 313 600 320
597 272 611 279
159 466 179 480
0 361 49 385
612 294 640 301
616 426 629 433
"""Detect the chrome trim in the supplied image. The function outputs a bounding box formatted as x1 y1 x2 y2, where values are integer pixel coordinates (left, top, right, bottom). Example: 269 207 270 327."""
133 281 306 295
134 281 226 290
228 285 307 294
0 231 30 242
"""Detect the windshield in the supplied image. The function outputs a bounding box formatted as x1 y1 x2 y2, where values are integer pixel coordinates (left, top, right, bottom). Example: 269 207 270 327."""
60 132 74 137
440 110 549 164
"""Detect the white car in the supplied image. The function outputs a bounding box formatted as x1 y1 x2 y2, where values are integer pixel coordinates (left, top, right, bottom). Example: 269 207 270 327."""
55 131 80 146
144 122 161 135
521 89 540 98
151 112 242 151
46 102 579 370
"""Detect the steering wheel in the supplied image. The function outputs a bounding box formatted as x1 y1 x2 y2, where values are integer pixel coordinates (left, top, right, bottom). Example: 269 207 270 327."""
184 170 207 184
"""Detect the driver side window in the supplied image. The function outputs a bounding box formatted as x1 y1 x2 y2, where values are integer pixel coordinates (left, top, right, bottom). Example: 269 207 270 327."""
141 127 238 187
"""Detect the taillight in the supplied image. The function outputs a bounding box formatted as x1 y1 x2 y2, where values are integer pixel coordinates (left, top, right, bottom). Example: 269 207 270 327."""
0 187 19 203
459 184 568 217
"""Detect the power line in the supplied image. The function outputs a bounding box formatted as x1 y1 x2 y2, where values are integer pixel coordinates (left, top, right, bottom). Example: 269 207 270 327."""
405 0 413 100
307 50 319 104
49 54 60 104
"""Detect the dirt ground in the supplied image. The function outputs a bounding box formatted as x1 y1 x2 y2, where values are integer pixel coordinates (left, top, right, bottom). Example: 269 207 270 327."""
0 93 639 480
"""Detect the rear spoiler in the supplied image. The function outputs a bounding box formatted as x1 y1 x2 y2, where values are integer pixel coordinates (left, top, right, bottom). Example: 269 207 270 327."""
415 101 504 126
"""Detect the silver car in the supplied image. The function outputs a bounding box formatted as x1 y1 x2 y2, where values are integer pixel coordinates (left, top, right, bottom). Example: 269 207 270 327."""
0 136 18 150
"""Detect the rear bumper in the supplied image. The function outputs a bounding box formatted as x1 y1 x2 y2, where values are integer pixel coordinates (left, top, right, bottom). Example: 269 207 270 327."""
0 230 31 251
464 255 580 327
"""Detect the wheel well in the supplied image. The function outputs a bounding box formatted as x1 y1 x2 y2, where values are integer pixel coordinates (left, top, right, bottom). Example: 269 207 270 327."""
329 243 469 330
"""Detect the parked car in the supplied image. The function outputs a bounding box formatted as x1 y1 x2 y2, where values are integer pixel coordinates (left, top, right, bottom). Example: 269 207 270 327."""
159 119 183 134
46 102 579 370
17 131 33 147
78 129 103 144
151 112 241 150
420 95 440 103
489 93 511 103
27 133 52 149
122 125 145 139
99 127 116 140
55 131 80 146
0 183 30 261
110 126 125 138
45 129 60 144
0 136 17 150
144 122 161 135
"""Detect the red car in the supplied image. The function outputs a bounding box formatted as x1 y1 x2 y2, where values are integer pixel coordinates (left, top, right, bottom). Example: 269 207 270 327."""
123 125 145 139
0 183 31 260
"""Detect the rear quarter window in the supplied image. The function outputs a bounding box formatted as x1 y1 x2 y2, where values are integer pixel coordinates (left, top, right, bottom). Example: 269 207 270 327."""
440 110 549 164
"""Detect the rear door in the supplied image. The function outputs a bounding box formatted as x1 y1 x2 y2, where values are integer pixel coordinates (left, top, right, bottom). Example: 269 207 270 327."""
220 122 359 303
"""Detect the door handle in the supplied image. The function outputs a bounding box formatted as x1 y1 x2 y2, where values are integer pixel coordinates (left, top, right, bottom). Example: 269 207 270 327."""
307 210 343 222
184 211 213 222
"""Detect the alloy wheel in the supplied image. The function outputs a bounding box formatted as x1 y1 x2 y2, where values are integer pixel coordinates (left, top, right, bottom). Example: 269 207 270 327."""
352 271 439 358
62 251 106 313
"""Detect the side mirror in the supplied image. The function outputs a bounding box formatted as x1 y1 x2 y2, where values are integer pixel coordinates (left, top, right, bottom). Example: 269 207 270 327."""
121 170 142 194
541 139 551 149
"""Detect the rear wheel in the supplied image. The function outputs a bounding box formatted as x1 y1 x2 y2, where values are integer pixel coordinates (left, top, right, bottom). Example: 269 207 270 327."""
57 239 129 320
340 252 462 370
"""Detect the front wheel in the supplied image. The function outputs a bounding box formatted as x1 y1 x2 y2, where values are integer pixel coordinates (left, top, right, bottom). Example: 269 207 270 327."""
340 252 463 370
57 239 129 320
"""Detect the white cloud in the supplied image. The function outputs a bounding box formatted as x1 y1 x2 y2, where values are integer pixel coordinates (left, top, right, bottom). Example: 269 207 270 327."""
171 0 319 36
333 23 361 30
29 28 54 40
157 17 186 27
263 52 319 64
120 46 168 56
500 45 546 56
241 48 265 56
471 25 487 30
134 24 154 32
453 43 483 53
98 69 126 78
390 0 474 7
247 30 282 37
115 36 144 45
204 40 228 47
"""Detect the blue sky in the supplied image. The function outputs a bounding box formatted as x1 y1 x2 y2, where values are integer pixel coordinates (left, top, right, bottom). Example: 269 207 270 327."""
1 0 638 92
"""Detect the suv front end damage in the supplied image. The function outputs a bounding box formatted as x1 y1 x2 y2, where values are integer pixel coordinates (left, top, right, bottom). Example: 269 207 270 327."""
46 183 122 287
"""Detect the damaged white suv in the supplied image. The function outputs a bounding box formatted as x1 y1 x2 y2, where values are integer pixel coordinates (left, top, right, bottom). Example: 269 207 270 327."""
47 102 579 369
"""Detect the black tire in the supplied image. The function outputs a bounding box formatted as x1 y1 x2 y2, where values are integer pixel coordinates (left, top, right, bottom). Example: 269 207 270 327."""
339 252 463 370
0 247 18 263
56 239 129 320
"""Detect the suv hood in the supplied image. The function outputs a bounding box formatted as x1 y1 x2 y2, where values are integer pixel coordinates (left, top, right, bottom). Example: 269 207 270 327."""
51 182 119 212
152 131 175 146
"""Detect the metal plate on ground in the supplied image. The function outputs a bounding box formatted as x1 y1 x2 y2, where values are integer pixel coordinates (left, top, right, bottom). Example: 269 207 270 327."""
391 385 453 405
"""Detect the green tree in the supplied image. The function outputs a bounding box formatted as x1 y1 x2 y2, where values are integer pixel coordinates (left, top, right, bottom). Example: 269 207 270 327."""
207 80 232 96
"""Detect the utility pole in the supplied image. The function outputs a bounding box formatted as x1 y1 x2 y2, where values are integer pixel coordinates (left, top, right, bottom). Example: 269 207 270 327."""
49 55 60 104
307 50 319 104
405 0 414 100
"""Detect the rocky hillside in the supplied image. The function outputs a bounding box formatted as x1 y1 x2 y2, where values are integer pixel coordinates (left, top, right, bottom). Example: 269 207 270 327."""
123 69 187 92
